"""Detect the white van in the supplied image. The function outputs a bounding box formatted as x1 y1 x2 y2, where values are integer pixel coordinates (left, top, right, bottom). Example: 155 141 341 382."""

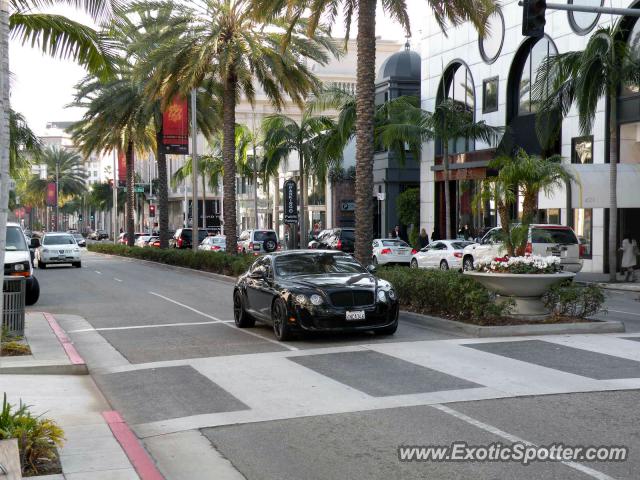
4 223 40 305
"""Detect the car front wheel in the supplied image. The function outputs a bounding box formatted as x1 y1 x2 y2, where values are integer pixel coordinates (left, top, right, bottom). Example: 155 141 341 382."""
410 259 418 269
234 290 255 328
38 260 46 269
272 298 293 341
440 260 449 271
463 257 474 272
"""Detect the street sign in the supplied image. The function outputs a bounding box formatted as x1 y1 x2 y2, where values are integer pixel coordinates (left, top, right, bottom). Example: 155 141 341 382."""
122 187 145 193
283 179 298 224
341 200 356 212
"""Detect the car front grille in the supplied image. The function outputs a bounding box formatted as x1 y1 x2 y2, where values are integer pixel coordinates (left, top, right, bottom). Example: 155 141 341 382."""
330 290 374 308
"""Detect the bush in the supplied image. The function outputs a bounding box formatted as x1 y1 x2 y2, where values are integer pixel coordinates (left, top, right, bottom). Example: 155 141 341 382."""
0 394 64 476
88 243 256 277
377 267 511 324
542 282 606 319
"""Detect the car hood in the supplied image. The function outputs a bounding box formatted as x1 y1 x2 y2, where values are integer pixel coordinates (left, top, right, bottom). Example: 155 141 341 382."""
279 273 379 290
4 250 30 263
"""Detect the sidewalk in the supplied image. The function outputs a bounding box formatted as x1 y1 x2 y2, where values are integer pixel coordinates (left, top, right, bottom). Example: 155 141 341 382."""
0 312 160 479
575 272 640 292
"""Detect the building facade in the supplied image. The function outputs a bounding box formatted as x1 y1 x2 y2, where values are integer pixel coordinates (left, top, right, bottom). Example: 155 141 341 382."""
420 0 640 273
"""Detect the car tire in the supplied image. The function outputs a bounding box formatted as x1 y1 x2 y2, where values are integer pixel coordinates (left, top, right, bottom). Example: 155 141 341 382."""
372 256 378 266
463 257 474 272
410 259 418 269
374 319 398 336
73 262 82 268
440 260 449 271
233 290 255 328
272 298 293 341
264 240 277 253
38 260 46 269
25 277 40 306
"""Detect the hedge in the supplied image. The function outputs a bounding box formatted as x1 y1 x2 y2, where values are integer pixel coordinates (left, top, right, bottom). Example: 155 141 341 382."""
88 243 256 277
377 267 511 324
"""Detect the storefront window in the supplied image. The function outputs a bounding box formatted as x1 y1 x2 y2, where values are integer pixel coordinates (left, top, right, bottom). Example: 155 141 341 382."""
573 208 593 258
571 136 593 164
483 77 499 113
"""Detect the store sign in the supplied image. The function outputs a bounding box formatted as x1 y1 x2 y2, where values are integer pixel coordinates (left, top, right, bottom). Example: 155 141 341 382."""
341 200 355 212
283 179 298 224
162 97 189 155
46 182 57 207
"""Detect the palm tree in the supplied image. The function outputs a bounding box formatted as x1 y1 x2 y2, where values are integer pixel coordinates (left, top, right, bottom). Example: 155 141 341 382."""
258 0 499 264
262 113 338 245
9 108 40 174
532 26 640 281
138 0 339 254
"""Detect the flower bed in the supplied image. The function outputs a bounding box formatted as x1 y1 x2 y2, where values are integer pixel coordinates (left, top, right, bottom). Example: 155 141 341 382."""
475 255 561 274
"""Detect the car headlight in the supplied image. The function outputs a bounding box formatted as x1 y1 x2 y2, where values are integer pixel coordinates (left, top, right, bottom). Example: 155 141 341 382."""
377 290 387 302
13 263 25 272
294 294 308 305
388 289 396 301
310 294 324 306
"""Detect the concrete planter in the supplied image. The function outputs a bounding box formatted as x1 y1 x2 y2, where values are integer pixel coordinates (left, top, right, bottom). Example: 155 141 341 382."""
464 271 576 320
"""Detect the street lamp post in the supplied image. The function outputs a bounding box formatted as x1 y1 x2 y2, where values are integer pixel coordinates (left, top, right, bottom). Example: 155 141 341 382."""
55 159 59 231
191 89 199 251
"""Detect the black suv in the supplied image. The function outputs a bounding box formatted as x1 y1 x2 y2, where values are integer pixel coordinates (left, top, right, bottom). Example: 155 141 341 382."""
171 228 216 249
315 228 355 253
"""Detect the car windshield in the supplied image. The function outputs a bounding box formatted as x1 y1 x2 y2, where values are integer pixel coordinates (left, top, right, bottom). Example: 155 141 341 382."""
274 253 367 277
381 240 408 247
43 235 76 245
451 241 473 250
5 227 27 251
73 234 83 240
532 228 578 245
253 231 277 242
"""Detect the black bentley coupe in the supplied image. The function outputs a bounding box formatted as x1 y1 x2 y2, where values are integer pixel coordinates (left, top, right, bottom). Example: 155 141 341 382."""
233 250 399 341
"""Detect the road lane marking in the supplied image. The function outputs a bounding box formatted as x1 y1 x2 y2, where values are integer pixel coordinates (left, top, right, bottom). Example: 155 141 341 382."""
431 404 617 480
114 278 123 283
608 309 640 317
68 320 226 333
149 291 222 321
95 270 102 275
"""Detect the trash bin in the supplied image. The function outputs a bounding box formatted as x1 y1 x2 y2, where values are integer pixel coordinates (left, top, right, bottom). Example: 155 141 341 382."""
2 277 25 337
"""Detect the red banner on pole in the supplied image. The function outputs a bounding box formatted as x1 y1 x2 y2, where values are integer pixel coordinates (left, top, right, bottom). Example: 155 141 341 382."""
46 182 57 207
162 97 189 155
118 150 126 187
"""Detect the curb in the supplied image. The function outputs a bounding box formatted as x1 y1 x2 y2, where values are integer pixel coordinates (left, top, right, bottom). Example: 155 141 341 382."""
400 311 626 337
103 411 165 480
89 251 237 284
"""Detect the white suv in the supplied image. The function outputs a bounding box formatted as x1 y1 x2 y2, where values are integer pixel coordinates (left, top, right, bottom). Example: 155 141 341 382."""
462 225 583 273
36 232 82 268
237 229 279 254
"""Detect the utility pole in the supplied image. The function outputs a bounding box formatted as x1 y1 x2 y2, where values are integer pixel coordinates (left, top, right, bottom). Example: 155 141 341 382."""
191 89 199 250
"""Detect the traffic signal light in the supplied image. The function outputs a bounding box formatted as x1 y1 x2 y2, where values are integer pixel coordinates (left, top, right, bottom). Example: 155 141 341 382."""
522 0 546 38
149 204 156 217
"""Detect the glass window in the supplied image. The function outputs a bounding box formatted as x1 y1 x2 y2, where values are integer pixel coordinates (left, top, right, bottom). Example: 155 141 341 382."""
444 64 475 153
274 253 366 277
381 240 409 247
573 209 593 258
479 11 505 64
568 0 602 35
531 227 578 244
5 227 27 251
483 77 499 113
518 37 557 115
572 136 593 164
43 235 75 245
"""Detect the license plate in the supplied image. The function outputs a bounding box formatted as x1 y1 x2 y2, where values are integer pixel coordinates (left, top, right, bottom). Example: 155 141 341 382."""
397 249 408 254
253 244 261 251
346 310 365 321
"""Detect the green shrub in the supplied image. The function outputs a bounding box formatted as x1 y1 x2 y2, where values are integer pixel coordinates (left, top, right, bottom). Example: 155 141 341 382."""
87 243 256 277
377 267 511 324
0 394 64 476
542 282 606 319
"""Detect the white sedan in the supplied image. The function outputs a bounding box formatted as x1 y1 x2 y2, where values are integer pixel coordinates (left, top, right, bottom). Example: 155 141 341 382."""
411 240 474 271
36 232 82 268
372 238 416 266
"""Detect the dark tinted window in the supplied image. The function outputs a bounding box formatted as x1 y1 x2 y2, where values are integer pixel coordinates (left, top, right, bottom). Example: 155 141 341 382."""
180 229 209 241
340 230 355 241
532 228 578 244
253 231 277 242
43 235 75 245
381 240 409 247
275 253 366 277
451 241 473 250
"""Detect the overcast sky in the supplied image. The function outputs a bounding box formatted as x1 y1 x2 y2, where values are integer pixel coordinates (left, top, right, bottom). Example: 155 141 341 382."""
9 2 424 135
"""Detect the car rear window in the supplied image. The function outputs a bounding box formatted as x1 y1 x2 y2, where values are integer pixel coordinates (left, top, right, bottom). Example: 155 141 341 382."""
340 230 355 241
381 240 408 247
451 241 473 250
43 235 75 245
532 227 578 245
254 231 277 242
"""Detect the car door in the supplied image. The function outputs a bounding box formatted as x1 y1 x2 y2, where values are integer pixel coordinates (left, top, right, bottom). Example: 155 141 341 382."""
469 228 500 262
245 257 272 318
428 242 445 267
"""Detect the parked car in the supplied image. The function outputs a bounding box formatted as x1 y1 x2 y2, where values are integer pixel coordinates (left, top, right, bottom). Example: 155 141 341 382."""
313 228 355 253
90 229 109 240
308 229 330 249
462 225 583 273
4 223 40 305
36 232 82 268
233 251 398 340
372 238 416 266
117 232 146 245
199 235 226 252
170 228 216 249
411 240 474 271
134 235 152 248
72 233 86 247
237 229 279 254
147 236 160 248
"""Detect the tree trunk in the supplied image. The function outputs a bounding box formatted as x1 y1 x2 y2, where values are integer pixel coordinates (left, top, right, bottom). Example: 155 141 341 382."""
443 141 452 240
354 0 376 264
222 76 238 254
273 175 279 237
608 96 618 282
156 130 170 248
0 0 9 335
125 142 135 247
202 174 206 230
299 151 306 247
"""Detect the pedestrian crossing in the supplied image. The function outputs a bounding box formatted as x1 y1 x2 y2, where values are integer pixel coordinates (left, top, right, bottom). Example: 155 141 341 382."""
78 330 640 439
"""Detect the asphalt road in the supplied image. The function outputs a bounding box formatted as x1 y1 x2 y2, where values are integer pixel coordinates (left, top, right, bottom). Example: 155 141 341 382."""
30 251 640 480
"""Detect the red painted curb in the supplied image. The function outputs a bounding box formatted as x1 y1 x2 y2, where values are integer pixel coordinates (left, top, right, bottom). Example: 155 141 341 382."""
102 410 165 480
42 312 85 365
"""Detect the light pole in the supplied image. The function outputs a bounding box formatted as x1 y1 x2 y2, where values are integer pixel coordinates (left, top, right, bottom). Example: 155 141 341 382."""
55 158 60 231
191 88 199 250
112 150 118 242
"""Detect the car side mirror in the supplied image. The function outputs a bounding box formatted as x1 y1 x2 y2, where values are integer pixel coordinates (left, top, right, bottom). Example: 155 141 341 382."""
30 238 40 249
250 270 266 279
367 264 376 274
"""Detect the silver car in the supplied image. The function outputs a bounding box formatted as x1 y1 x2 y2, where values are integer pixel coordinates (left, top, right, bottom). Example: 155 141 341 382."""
237 229 279 254
36 233 82 268
199 235 226 252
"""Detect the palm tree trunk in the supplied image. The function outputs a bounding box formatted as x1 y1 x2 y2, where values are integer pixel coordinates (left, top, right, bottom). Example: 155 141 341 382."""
156 130 169 248
443 141 452 240
202 174 206 230
222 75 238 254
354 0 376 264
0 0 10 331
299 151 306 247
125 142 135 247
608 96 618 282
